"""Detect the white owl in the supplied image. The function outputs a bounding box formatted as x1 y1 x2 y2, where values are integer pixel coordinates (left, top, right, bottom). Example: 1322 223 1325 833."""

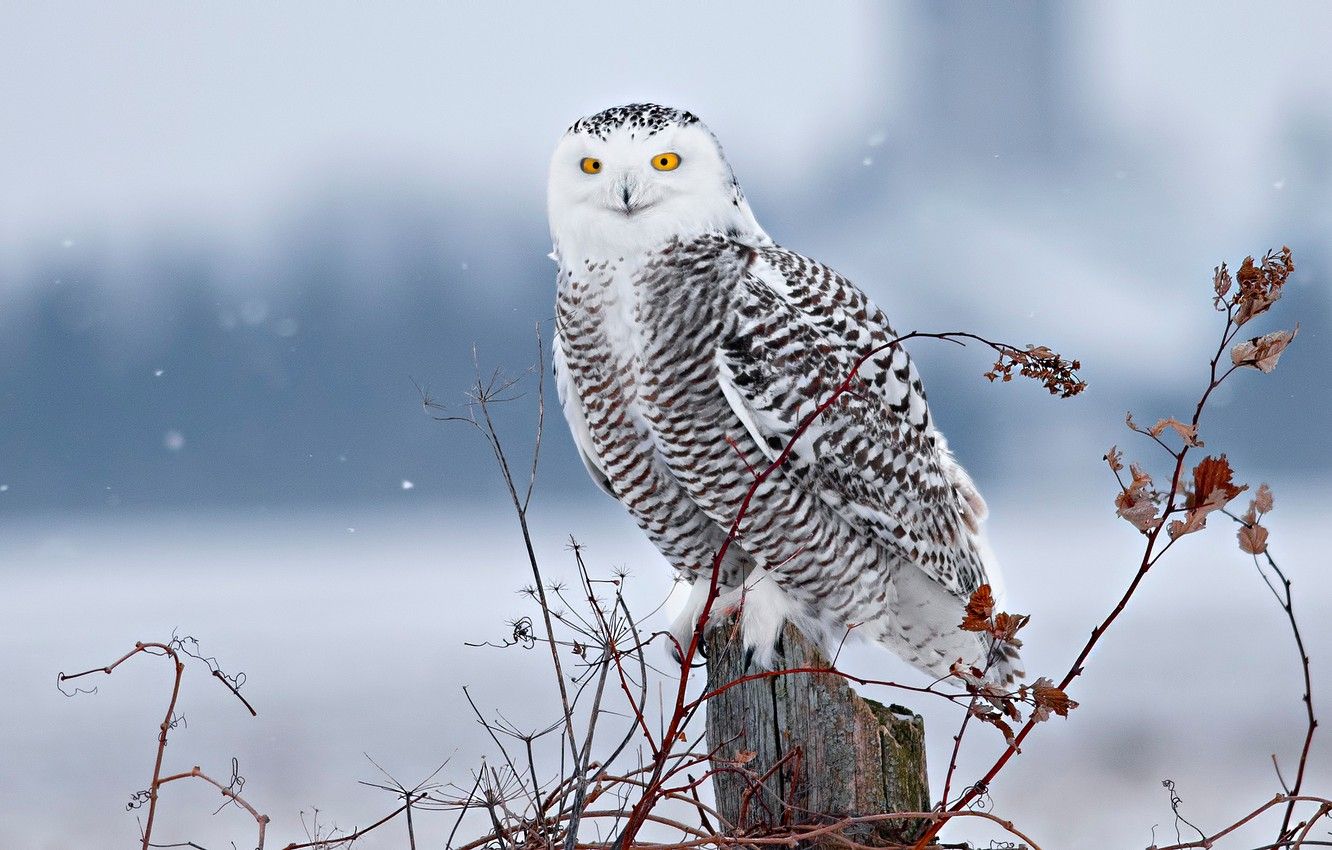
548 104 1019 685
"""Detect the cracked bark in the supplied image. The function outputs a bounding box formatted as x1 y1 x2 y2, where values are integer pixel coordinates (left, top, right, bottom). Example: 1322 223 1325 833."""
705 616 930 847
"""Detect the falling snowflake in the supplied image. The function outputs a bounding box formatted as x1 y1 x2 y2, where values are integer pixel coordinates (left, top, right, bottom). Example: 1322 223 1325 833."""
401 480 415 490
164 430 186 451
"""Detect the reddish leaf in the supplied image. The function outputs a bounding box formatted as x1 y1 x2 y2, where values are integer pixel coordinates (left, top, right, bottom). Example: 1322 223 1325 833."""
991 612 1029 648
1031 677 1078 722
960 584 995 632
968 704 1016 746
1186 455 1246 513
1168 456 1248 539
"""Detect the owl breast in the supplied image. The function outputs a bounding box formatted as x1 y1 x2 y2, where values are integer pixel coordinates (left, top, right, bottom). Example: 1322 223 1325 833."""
556 236 899 635
555 250 748 586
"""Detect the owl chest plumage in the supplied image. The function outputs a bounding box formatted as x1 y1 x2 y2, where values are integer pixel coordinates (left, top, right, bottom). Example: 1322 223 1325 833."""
554 246 743 582
556 236 899 617
555 246 739 502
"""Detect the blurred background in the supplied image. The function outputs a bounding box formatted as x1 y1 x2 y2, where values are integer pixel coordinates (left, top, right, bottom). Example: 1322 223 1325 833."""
2 2 1328 848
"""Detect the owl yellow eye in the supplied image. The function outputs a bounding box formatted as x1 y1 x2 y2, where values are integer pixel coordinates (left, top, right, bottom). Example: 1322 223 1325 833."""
651 152 681 171
580 157 602 174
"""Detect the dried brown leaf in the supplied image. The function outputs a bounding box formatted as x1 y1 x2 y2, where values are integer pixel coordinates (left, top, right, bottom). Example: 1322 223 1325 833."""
1187 454 1246 513
1003 699 1022 721
987 345 1086 397
1148 417 1202 447
1170 455 1247 539
1115 463 1161 532
1213 262 1233 305
951 661 986 690
1238 523 1269 555
968 704 1016 746
1167 511 1208 540
1233 247 1294 325
1242 482 1274 525
1231 326 1299 373
1105 445 1124 473
1254 483 1274 514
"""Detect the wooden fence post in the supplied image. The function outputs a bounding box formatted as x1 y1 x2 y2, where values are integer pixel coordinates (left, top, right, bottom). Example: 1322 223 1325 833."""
705 616 930 847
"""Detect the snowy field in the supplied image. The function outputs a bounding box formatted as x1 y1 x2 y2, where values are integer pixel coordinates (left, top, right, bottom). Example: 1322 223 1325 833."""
3 490 1328 850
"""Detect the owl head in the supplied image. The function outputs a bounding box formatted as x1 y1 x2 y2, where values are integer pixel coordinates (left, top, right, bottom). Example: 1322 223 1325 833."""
547 104 766 260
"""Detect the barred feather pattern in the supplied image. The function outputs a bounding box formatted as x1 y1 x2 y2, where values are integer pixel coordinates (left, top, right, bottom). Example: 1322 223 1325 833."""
554 232 1021 684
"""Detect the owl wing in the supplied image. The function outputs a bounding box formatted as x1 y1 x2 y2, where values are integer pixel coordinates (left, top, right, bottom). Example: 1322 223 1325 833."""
553 332 614 497
715 246 990 600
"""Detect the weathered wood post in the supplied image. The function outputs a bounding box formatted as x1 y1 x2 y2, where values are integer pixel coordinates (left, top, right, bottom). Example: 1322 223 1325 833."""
705 616 930 846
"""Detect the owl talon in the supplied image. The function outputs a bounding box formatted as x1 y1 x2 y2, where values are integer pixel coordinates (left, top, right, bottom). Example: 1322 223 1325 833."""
668 637 710 668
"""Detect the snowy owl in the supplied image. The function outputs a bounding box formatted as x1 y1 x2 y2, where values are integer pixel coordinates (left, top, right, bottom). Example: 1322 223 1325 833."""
548 104 1020 685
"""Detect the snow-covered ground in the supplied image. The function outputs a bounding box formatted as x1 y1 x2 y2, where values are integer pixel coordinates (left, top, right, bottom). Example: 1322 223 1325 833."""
3 490 1328 849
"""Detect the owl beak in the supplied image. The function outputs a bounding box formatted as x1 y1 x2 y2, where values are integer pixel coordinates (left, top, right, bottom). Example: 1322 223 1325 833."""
614 174 650 215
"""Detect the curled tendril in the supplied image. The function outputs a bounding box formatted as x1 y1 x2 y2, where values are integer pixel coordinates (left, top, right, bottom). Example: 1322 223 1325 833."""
56 672 97 697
